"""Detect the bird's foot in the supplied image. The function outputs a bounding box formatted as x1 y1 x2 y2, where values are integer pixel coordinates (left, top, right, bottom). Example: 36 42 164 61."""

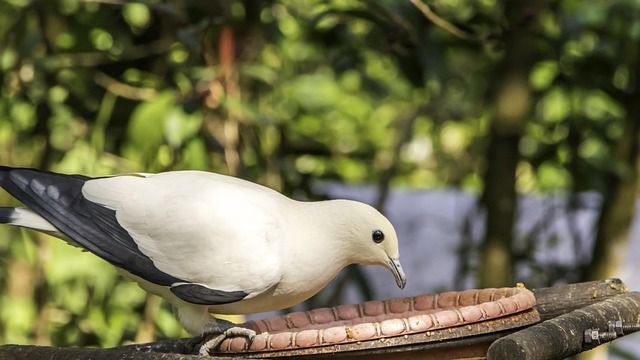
197 326 256 356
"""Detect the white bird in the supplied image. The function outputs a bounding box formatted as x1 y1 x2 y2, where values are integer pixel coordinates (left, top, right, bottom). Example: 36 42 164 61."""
0 166 406 354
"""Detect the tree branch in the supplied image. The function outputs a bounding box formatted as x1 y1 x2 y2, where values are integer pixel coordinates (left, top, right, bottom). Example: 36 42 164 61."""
409 0 478 42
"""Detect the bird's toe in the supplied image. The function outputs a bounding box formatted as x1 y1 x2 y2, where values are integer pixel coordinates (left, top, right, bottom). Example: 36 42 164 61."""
197 327 256 356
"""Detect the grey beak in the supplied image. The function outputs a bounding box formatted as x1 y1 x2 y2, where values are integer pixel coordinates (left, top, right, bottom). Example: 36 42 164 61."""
387 257 406 289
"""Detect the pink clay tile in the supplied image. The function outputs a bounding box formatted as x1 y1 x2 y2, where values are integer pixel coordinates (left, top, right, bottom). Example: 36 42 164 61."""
218 286 536 353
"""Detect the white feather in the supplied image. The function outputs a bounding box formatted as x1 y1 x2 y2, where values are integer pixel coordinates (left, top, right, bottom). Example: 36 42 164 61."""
8 208 58 232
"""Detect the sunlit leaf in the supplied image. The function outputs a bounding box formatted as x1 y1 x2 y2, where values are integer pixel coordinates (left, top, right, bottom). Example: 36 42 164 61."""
123 3 150 30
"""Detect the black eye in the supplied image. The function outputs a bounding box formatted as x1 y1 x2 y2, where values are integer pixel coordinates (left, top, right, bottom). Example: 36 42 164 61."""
372 230 385 243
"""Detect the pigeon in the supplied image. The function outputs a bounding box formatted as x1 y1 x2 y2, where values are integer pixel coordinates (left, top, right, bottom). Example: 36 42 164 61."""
0 166 406 354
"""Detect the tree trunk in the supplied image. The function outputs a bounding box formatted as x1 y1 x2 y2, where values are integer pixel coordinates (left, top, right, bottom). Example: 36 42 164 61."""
575 33 640 360
583 115 640 282
480 130 521 288
479 2 542 288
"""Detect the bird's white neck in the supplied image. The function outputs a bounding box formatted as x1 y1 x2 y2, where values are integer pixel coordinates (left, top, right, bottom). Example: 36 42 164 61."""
274 200 358 299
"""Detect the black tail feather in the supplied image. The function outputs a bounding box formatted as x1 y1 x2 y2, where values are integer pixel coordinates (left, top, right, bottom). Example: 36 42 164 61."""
0 166 183 287
0 207 15 224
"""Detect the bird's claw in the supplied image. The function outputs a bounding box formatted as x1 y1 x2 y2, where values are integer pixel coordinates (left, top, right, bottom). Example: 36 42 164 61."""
198 327 256 356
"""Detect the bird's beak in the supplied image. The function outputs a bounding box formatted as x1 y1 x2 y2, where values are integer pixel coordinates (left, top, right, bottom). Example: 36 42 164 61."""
387 257 406 289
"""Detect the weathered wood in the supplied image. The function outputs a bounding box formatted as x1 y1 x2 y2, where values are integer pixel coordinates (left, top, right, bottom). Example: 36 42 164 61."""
0 338 240 360
0 333 500 360
486 292 640 360
300 332 501 360
533 278 628 321
0 344 239 360
0 279 635 360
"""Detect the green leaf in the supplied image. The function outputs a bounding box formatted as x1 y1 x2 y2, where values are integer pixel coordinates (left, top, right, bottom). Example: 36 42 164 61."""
123 3 150 30
124 92 175 165
163 109 202 149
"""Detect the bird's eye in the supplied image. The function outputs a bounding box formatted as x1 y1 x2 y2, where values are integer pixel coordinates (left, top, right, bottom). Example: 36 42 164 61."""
372 230 385 243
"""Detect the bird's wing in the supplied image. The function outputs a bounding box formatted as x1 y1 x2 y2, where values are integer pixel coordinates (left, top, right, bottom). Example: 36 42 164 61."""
82 171 284 297
0 168 281 305
0 168 176 282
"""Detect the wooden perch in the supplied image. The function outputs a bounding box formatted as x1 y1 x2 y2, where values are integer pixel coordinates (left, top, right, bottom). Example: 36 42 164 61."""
533 278 628 321
0 279 635 360
487 291 640 359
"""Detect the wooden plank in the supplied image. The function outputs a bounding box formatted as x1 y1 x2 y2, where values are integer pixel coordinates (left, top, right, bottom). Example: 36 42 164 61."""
533 278 628 321
0 279 634 360
486 292 640 360
0 344 219 360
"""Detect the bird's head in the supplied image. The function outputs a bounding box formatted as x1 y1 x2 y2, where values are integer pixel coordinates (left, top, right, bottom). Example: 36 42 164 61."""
331 200 407 290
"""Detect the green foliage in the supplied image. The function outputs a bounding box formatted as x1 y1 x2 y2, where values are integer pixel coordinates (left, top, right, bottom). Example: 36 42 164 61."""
0 0 638 350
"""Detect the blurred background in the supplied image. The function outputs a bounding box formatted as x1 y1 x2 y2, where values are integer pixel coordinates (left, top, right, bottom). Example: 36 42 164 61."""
0 0 639 359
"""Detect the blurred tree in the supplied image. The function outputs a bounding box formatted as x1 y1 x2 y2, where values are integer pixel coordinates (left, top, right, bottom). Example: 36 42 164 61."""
579 3 640 284
0 1 638 358
479 1 542 288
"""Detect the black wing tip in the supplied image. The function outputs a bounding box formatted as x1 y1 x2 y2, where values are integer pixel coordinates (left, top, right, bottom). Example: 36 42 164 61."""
170 284 248 306
0 207 15 224
0 165 93 182
0 165 14 182
0 166 182 288
0 165 16 172
0 165 38 175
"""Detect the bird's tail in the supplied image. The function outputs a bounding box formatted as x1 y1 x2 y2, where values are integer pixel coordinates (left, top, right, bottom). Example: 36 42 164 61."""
0 166 60 235
0 207 66 239
0 166 86 234
0 207 14 225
